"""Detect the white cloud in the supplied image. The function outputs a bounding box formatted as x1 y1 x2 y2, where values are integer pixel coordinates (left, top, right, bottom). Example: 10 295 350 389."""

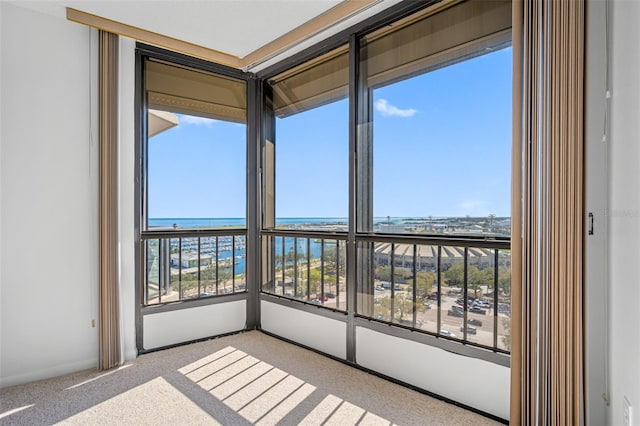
458 200 489 215
179 114 218 126
375 98 417 117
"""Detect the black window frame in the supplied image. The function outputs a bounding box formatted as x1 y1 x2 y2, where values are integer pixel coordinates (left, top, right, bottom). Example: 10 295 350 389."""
133 0 513 366
134 44 253 351
257 0 512 362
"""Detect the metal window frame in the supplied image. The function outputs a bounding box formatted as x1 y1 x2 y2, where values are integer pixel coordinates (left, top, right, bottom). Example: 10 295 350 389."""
134 44 253 353
256 0 512 364
134 0 512 370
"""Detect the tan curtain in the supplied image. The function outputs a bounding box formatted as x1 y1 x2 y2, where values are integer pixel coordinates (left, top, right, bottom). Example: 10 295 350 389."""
99 30 122 370
512 0 585 424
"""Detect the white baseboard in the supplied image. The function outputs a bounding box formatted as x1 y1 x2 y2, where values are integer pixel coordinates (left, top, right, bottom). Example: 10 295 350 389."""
0 358 99 389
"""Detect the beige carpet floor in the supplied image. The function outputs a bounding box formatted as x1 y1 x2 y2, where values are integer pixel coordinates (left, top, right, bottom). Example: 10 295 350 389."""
0 331 501 425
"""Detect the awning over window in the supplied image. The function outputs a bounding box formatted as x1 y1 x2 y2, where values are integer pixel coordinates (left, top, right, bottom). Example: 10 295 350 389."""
364 0 512 89
269 0 511 118
148 109 179 138
270 45 349 118
145 58 247 123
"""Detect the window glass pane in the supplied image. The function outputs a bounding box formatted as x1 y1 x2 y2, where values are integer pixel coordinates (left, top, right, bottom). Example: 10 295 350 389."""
177 237 199 298
497 249 512 351
146 239 160 304
439 246 466 340
234 236 247 292
465 248 495 346
362 0 512 236
413 244 439 334
282 237 296 297
145 59 247 230
269 46 349 231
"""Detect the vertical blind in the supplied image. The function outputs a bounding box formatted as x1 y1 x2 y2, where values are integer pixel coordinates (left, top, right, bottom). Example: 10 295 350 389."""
99 30 122 370
513 0 585 423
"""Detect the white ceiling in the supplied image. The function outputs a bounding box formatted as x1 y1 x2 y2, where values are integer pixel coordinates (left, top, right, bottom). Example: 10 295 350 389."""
9 0 403 71
72 0 345 58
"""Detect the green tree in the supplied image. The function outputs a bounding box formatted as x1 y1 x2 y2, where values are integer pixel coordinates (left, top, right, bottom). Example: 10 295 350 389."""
501 317 511 350
375 296 392 321
218 264 232 292
309 268 322 295
467 265 485 299
373 295 415 322
414 271 436 297
179 271 198 295
375 265 392 282
444 263 465 286
498 266 511 295
200 263 215 293
324 243 346 276
393 267 412 283
395 295 413 321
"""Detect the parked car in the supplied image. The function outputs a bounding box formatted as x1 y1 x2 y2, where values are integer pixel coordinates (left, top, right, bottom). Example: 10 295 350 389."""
451 305 464 312
439 329 456 338
324 292 336 299
460 325 477 335
467 318 483 326
498 304 511 314
428 292 438 300
469 307 487 315
456 297 474 306
473 299 492 308
448 309 464 318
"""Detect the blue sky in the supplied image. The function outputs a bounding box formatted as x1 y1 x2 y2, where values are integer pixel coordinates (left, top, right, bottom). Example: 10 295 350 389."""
148 47 512 219
148 117 246 218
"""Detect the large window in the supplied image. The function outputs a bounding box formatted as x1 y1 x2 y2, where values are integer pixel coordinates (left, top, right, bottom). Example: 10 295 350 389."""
140 56 248 305
268 46 350 232
135 0 513 357
354 0 512 352
144 58 247 230
261 46 350 308
261 0 512 354
360 0 512 237
370 49 512 237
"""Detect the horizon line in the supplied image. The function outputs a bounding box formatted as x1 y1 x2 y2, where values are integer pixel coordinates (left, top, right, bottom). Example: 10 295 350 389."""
148 215 512 220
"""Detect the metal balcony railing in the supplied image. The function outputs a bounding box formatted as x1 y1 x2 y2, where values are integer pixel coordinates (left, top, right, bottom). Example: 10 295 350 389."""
261 230 349 312
141 228 247 306
261 230 511 353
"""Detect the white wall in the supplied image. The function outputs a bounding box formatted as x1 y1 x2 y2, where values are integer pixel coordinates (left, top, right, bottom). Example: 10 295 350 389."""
118 36 137 362
585 0 608 424
356 327 510 419
261 301 347 359
143 301 246 349
260 301 508 418
0 3 99 387
608 1 640 424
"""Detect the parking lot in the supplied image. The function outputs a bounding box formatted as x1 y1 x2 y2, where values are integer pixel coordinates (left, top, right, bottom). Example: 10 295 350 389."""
269 276 511 351
370 285 510 350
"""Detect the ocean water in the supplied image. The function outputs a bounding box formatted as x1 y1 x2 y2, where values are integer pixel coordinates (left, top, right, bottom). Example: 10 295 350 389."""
149 217 346 276
148 217 348 228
